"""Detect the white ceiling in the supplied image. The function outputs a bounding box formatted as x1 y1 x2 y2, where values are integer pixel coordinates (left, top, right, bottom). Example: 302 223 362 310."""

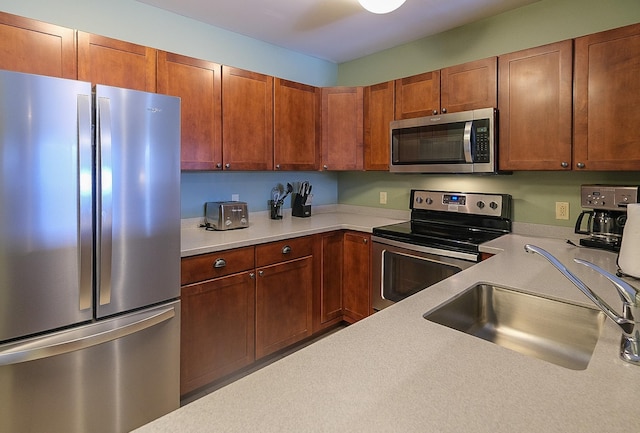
137 0 539 63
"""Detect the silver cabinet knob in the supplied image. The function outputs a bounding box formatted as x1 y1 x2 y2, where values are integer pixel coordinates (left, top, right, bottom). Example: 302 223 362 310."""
216 163 222 169
213 258 226 268
363 238 368 244
576 162 586 169
432 109 438 115
225 163 231 169
441 108 447 113
282 246 292 254
560 161 569 168
249 272 255 279
323 165 328 170
275 164 281 170
258 270 264 277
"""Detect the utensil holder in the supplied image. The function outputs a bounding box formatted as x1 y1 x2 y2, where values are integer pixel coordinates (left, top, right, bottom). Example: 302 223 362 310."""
269 200 283 220
292 193 311 218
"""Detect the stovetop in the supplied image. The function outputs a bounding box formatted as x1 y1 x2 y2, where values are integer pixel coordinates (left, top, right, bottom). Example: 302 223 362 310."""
372 189 512 254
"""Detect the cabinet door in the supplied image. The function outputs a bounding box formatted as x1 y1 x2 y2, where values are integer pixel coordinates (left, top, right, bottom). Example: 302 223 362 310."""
314 231 343 331
255 256 313 359
0 11 76 79
157 51 223 171
180 272 255 396
274 78 320 171
394 71 440 119
342 232 371 323
364 81 394 171
574 23 640 171
441 57 497 114
222 66 273 171
321 86 364 171
498 41 573 170
77 32 156 92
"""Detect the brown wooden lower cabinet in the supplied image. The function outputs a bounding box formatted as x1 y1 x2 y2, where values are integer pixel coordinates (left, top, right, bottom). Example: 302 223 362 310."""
179 232 372 396
255 256 314 359
180 271 255 396
314 231 344 332
342 231 372 323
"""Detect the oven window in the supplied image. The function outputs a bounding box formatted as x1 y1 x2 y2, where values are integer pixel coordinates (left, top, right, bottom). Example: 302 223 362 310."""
382 251 462 302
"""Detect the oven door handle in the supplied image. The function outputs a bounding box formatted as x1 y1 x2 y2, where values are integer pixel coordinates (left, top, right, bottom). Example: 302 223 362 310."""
371 236 478 262
463 121 473 163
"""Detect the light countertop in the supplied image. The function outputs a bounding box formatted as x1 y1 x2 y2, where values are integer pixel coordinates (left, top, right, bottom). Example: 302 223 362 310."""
180 204 409 257
148 209 640 432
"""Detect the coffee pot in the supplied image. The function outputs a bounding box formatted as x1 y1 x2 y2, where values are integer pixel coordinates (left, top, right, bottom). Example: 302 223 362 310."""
575 209 626 241
575 185 639 252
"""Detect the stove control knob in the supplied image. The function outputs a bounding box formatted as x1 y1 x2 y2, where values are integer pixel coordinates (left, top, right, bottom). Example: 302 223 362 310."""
490 201 499 210
476 201 485 209
425 197 433 205
416 197 423 204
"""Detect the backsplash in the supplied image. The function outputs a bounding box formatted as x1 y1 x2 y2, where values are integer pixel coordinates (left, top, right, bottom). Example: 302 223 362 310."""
337 171 640 227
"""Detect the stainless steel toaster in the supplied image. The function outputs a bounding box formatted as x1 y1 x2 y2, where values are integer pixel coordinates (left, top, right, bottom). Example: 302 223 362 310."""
204 201 249 230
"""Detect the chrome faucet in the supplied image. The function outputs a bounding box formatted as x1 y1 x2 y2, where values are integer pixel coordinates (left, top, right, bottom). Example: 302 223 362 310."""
524 244 640 365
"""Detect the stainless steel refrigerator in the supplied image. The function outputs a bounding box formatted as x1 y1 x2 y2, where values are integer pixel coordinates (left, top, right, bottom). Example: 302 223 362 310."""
0 69 181 432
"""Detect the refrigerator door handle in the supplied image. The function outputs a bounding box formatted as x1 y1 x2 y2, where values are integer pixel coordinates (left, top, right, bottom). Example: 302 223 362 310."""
0 306 176 366
97 96 113 306
77 94 93 311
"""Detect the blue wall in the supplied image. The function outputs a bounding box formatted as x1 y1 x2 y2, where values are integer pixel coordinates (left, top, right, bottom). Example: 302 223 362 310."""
181 171 338 217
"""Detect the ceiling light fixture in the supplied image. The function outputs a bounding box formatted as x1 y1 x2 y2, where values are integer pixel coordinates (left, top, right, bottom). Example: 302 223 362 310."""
358 0 407 14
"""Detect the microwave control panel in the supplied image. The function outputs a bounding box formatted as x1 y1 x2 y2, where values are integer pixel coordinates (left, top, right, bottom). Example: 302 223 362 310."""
472 120 491 163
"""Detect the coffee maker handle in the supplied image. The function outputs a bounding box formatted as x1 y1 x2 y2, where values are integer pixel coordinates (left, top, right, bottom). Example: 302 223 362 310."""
575 210 594 235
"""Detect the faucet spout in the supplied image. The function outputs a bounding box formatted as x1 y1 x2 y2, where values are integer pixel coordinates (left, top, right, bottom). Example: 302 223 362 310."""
524 244 640 365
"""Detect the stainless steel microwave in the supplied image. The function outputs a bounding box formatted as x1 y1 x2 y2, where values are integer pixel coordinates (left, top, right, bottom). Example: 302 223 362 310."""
390 107 497 174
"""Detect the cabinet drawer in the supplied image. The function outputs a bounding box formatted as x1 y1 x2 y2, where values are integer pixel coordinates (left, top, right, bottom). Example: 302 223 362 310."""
256 236 313 267
181 246 255 285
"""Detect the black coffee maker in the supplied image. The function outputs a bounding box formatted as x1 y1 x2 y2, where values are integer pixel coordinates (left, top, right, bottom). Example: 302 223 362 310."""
575 185 639 251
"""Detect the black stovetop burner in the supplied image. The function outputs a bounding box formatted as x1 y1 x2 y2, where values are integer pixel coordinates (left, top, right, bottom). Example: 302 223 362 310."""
373 189 513 254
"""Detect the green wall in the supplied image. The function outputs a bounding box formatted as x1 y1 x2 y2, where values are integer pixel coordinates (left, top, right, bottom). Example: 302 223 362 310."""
337 0 640 85
336 0 640 227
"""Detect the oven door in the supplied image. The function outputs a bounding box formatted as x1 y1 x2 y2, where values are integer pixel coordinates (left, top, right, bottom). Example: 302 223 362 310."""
372 236 477 311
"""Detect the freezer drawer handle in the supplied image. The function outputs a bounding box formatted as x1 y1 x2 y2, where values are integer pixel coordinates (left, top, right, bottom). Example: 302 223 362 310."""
0 307 175 366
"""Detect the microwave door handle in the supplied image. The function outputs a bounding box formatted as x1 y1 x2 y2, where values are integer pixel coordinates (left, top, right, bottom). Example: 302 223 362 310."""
463 121 473 163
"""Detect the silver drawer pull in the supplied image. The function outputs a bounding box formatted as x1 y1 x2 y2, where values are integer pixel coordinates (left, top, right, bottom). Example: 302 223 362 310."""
282 246 292 254
213 258 227 268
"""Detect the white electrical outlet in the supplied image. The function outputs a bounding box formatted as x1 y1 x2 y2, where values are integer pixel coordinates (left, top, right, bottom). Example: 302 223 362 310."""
232 194 239 202
555 202 569 220
380 191 387 205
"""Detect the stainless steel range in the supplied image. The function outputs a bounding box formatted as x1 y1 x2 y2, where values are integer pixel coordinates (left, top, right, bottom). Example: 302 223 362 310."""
372 189 512 311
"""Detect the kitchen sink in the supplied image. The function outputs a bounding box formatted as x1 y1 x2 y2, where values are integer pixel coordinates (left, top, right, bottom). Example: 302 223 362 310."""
423 283 606 370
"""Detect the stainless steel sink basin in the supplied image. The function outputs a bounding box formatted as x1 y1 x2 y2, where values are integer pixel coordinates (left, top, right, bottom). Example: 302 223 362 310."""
423 283 606 370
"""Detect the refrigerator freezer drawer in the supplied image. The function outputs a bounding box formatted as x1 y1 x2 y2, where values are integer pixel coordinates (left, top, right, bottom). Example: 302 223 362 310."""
0 301 180 433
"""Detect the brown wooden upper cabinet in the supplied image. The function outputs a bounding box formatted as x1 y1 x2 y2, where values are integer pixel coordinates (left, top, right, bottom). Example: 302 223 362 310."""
222 66 274 171
364 81 394 171
77 32 156 92
321 86 364 171
157 51 223 171
574 22 640 171
274 79 321 171
395 57 497 119
0 11 76 79
498 40 573 171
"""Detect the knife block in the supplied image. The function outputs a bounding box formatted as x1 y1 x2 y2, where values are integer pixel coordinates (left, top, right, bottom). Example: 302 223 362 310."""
292 193 311 218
